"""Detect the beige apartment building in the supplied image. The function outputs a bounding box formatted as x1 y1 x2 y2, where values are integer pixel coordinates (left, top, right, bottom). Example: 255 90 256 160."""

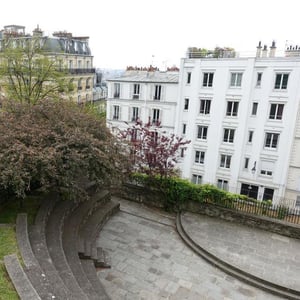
0 24 95 103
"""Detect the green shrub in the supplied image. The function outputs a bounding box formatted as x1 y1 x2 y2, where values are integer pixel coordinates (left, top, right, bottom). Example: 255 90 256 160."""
129 173 277 213
277 205 289 220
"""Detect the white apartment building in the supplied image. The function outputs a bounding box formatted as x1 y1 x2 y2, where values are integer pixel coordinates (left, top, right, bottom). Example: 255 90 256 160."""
176 43 300 207
106 69 179 133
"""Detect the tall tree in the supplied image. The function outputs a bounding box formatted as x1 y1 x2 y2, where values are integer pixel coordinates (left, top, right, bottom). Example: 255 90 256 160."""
0 38 70 105
0 98 129 200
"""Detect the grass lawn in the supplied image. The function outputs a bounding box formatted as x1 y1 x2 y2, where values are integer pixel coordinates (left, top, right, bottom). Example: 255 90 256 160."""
0 194 42 299
0 226 19 300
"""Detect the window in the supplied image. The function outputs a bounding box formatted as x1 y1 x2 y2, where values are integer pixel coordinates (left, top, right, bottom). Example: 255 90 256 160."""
217 179 228 191
78 60 82 68
154 85 162 100
195 150 205 164
132 107 139 122
274 73 289 89
197 125 208 139
86 78 91 89
260 161 274 177
244 157 249 169
248 130 254 143
199 99 211 114
263 188 274 201
130 128 138 142
220 154 231 169
192 174 202 185
202 72 214 87
113 83 120 98
150 131 158 144
184 98 189 110
133 84 140 99
226 101 239 116
296 196 300 207
230 72 242 87
113 105 120 120
260 170 273 176
69 60 73 69
251 102 258 116
182 123 186 135
223 128 235 143
264 133 279 149
269 103 284 120
187 72 191 84
152 109 160 124
78 79 82 90
256 72 262 87
180 148 185 158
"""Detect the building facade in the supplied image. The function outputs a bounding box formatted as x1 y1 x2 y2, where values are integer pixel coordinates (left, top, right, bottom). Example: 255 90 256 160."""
106 68 179 133
176 44 300 207
0 25 95 103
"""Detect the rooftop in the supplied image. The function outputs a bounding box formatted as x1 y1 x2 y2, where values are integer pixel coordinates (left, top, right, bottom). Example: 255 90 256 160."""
108 70 179 83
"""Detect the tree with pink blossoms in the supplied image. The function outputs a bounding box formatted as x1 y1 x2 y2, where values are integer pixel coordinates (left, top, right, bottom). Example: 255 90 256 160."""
119 119 190 178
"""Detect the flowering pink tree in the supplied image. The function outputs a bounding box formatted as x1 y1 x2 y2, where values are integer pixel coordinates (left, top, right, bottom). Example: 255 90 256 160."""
119 119 190 178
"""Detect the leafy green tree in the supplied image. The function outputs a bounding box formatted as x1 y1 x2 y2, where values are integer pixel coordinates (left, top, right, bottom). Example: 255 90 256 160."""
0 38 70 105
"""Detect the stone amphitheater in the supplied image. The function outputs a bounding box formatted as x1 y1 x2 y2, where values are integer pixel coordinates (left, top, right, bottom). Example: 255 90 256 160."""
3 188 300 299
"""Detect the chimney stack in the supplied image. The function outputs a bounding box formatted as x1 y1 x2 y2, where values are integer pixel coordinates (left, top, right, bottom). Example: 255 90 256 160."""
256 41 262 58
269 40 276 57
262 45 268 58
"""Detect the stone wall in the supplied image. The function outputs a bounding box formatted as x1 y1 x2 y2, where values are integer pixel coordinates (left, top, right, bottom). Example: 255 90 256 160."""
114 183 300 240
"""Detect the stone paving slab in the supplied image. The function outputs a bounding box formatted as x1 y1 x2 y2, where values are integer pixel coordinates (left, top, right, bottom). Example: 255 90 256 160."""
97 199 281 299
181 211 300 292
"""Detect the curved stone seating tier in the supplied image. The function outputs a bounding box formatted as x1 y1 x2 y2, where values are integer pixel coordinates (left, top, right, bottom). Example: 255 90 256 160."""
45 199 89 300
16 213 54 299
80 259 110 299
5 190 117 300
61 192 110 299
29 196 74 299
4 254 41 300
77 190 110 255
79 200 120 260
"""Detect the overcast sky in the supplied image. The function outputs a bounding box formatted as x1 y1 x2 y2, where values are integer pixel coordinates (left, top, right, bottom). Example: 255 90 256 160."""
1 0 299 69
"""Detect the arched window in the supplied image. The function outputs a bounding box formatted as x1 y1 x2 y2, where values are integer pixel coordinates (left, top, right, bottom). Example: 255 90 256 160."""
78 78 83 91
86 78 91 89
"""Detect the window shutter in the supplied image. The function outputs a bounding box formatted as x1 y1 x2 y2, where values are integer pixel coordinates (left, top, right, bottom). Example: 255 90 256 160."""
261 160 274 171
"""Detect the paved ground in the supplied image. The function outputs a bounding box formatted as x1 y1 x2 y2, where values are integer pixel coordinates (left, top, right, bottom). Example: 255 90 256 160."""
96 198 284 299
181 211 300 291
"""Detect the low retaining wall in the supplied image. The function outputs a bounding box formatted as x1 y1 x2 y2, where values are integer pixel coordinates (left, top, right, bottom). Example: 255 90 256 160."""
114 183 300 240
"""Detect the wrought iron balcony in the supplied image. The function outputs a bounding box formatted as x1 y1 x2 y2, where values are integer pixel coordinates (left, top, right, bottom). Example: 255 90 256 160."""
67 68 96 75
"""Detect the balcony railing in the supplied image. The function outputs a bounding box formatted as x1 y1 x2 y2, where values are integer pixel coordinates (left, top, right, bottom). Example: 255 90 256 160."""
66 68 96 75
